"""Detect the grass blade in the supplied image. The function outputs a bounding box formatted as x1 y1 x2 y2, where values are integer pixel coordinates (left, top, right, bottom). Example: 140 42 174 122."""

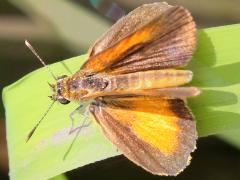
2 24 240 179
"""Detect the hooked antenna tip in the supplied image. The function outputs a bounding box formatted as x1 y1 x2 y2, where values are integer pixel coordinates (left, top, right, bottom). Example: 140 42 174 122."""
25 40 30 46
26 101 56 143
25 40 33 50
26 126 37 142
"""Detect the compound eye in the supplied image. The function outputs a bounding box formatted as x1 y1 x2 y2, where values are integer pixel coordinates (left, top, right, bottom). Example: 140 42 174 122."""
58 97 70 105
57 88 62 95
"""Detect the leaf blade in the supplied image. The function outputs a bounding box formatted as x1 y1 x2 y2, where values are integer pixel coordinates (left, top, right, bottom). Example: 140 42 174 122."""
3 24 240 179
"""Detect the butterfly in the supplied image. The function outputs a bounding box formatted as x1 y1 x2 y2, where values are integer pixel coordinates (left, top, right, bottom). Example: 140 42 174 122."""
27 2 200 176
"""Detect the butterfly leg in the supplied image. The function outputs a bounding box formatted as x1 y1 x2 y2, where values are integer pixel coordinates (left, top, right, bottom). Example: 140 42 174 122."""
69 105 91 134
69 104 83 134
63 107 91 160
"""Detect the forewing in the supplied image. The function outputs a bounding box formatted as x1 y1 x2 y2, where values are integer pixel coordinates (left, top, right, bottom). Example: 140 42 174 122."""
81 4 196 74
88 2 172 56
108 6 196 74
90 97 197 175
81 12 171 73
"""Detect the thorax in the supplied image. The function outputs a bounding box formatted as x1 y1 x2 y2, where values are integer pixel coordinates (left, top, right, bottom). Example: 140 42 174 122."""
64 73 110 100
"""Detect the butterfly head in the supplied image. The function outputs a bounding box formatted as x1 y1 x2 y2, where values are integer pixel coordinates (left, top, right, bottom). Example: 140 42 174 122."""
49 75 70 104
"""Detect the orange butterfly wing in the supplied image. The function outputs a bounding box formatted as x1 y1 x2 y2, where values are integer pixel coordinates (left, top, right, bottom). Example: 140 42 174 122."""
81 4 196 74
90 96 197 175
88 2 172 56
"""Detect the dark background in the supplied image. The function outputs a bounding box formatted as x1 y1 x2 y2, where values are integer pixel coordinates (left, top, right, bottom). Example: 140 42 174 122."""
0 0 240 179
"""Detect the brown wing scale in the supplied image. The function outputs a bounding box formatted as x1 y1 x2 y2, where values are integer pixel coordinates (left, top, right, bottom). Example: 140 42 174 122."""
90 96 197 176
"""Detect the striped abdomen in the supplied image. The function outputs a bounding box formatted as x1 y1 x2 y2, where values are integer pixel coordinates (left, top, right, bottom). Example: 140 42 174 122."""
106 69 192 91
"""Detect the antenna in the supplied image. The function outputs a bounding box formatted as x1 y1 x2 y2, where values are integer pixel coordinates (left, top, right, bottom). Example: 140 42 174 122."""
26 100 56 142
25 40 57 80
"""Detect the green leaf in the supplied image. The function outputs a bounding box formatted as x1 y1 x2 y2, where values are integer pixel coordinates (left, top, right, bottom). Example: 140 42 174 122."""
50 174 68 180
188 24 240 136
2 24 240 179
218 130 240 150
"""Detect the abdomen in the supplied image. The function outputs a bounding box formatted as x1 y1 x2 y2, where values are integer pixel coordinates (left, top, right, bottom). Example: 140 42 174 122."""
107 69 193 91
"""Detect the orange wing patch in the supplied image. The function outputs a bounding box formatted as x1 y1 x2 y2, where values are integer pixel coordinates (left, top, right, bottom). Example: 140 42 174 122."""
133 115 179 155
81 12 167 73
90 97 197 175
103 107 180 155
